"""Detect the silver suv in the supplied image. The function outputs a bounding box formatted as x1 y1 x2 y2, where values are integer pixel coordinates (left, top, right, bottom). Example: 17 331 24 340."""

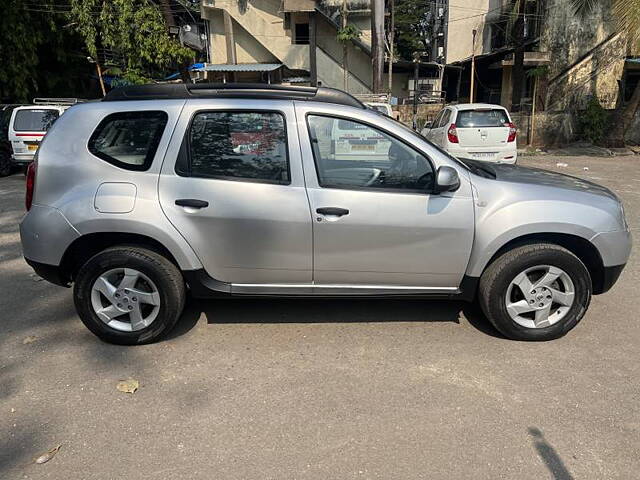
20 84 631 344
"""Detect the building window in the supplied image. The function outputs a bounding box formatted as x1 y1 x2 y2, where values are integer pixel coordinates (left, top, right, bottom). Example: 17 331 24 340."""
294 23 310 45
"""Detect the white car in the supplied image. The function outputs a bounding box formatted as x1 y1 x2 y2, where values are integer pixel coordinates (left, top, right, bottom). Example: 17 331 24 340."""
421 104 517 164
8 100 76 165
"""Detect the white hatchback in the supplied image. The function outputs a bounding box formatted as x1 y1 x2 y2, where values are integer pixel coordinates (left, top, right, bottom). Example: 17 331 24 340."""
421 104 517 164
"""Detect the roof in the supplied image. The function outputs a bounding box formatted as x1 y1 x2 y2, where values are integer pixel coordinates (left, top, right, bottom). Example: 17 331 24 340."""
102 83 365 109
194 63 283 73
447 103 508 111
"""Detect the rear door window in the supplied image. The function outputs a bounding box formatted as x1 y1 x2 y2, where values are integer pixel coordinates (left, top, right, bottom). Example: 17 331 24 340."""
13 109 59 132
88 111 168 171
456 109 509 128
182 111 290 184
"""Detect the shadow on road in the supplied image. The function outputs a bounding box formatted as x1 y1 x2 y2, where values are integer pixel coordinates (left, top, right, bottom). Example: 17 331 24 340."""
167 296 506 340
528 427 574 480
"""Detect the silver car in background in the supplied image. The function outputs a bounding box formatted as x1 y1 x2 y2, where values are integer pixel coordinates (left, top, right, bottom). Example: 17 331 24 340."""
20 84 631 344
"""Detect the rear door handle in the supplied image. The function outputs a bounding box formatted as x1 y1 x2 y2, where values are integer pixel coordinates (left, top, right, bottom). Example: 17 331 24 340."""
175 199 209 209
316 207 349 216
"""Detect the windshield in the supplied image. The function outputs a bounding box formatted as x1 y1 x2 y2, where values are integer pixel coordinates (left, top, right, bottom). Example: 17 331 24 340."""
14 108 59 132
456 109 509 128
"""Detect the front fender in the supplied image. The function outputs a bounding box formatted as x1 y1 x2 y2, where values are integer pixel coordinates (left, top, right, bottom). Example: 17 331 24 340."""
465 195 620 278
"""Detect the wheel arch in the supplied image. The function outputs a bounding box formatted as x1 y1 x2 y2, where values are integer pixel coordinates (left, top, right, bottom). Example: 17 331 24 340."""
60 232 184 283
475 232 607 294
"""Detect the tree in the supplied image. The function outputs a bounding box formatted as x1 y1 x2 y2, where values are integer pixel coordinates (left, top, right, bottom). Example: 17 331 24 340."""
571 0 640 146
393 0 431 61
68 0 193 85
0 1 91 102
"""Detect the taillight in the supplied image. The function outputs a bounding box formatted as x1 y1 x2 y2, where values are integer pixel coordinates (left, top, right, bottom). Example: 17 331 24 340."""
25 161 37 211
447 123 459 143
507 122 517 142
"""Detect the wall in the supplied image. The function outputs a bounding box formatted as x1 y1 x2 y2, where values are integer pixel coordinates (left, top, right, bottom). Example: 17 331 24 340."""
445 0 505 63
542 0 625 111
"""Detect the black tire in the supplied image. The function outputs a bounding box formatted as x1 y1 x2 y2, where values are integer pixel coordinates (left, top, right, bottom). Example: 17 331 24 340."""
478 243 592 341
0 154 11 177
73 246 186 345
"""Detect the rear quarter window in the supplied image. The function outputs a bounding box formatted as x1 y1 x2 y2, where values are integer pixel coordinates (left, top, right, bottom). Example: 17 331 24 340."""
13 109 59 132
88 111 168 171
456 109 509 128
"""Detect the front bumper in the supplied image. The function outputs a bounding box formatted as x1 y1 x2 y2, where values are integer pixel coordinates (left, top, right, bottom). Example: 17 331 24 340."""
598 264 626 294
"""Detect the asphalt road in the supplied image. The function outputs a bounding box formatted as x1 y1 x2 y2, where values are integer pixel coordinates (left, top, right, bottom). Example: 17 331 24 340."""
1 155 639 479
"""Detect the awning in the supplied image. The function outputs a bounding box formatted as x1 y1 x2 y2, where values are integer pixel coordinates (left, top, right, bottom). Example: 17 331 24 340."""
194 63 283 72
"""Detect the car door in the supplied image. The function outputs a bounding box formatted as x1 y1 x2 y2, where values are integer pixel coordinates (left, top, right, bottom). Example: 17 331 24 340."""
424 109 443 142
159 99 313 286
296 103 475 290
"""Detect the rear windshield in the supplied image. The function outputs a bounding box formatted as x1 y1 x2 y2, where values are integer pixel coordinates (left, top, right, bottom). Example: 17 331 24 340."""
456 109 509 128
13 109 59 132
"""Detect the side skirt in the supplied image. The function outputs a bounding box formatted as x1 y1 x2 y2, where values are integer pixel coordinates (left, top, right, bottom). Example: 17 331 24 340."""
182 269 480 302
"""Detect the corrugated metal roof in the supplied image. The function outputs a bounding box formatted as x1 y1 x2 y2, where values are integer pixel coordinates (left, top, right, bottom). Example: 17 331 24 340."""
195 63 283 72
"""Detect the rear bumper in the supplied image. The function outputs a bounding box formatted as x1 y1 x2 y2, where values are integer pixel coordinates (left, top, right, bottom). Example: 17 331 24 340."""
448 147 517 164
11 153 35 164
25 258 70 287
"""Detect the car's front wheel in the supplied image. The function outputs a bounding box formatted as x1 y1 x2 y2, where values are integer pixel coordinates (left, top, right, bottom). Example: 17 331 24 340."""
73 246 186 345
478 243 592 341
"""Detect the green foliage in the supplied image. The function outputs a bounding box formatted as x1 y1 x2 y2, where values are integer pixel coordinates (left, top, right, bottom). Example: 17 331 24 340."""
0 1 85 102
526 66 549 78
393 0 430 61
337 24 361 42
578 97 609 144
68 0 193 82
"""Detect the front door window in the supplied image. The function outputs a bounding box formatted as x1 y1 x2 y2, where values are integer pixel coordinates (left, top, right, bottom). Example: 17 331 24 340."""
307 115 434 193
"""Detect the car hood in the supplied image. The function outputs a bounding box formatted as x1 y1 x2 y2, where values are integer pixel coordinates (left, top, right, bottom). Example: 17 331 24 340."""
462 159 618 200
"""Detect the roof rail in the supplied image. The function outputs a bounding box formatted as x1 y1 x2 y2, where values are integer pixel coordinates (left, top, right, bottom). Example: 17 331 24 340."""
33 98 86 105
102 83 365 109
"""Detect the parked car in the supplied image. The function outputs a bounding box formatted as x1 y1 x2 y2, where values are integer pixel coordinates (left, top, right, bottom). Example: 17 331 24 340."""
20 84 631 345
421 103 518 164
365 102 394 117
0 104 24 176
8 99 79 166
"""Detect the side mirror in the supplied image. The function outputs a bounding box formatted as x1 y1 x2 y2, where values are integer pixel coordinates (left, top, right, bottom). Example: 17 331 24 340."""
434 166 460 194
423 120 433 129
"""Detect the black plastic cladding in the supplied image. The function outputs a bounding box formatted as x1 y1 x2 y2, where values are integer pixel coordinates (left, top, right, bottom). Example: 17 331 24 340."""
102 83 365 109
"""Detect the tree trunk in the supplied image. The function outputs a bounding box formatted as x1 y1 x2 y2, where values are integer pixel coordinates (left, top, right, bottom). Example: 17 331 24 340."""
608 81 640 147
510 0 526 112
371 0 385 93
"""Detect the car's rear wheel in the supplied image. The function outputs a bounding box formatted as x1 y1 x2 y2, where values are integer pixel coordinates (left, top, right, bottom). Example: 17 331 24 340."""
478 243 592 341
73 246 185 345
0 153 11 177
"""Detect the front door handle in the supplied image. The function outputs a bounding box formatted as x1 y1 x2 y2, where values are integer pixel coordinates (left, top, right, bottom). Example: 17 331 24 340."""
316 207 349 216
175 199 209 209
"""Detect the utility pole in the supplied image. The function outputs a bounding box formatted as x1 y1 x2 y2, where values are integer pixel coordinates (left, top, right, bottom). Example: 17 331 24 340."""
342 0 349 91
413 52 420 130
310 12 317 87
510 0 527 111
387 0 395 96
371 0 385 93
470 29 477 103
